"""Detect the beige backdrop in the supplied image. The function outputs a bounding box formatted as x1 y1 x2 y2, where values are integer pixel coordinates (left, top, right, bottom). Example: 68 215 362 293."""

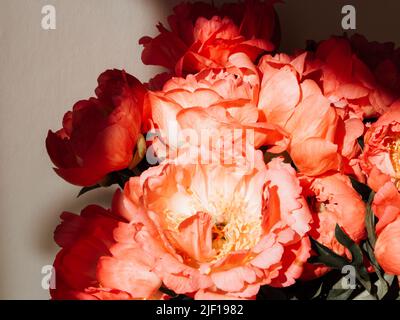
0 0 399 300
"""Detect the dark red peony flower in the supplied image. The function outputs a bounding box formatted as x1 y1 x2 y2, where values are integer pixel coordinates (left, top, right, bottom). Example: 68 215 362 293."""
46 69 147 186
351 34 400 95
139 0 280 84
51 205 122 299
51 204 164 300
305 36 399 118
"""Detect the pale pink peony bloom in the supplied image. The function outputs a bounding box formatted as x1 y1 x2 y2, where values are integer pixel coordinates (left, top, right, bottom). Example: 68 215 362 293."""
102 156 312 299
147 53 289 166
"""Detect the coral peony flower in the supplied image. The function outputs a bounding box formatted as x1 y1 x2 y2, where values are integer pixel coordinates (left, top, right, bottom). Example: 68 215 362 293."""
258 52 364 177
371 181 400 233
371 181 400 275
375 218 400 276
361 101 400 191
51 205 164 300
148 53 288 165
307 36 397 118
300 174 366 279
140 0 280 81
46 69 147 186
104 156 312 299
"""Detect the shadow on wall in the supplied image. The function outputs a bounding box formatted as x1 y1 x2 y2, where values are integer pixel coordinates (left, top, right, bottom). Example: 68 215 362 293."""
277 0 400 53
0 0 186 300
37 0 185 255
38 187 118 254
36 0 184 297
37 0 181 272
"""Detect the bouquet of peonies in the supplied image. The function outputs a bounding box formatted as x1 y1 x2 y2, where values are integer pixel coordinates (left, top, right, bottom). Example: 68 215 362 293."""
46 0 400 300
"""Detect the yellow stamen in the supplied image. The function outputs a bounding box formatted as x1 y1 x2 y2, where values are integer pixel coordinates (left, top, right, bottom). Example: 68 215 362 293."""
163 189 262 262
388 136 400 188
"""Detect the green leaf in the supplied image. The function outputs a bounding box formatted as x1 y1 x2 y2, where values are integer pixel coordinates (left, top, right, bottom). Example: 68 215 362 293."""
335 225 364 266
77 184 101 197
353 274 395 300
363 241 391 299
357 136 365 151
109 169 136 189
352 289 377 300
326 275 356 300
309 237 349 269
349 177 372 203
361 192 391 298
327 288 355 300
377 275 395 300
310 283 324 300
365 192 377 248
158 286 176 297
364 241 383 277
335 225 373 294
128 134 147 171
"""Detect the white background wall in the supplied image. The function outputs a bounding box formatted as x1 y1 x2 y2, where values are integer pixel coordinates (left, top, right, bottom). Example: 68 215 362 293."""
0 0 399 299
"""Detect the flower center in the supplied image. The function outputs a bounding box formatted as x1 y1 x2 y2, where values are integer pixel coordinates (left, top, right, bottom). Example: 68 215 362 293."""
201 191 262 260
212 223 226 251
164 189 262 261
307 196 327 213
